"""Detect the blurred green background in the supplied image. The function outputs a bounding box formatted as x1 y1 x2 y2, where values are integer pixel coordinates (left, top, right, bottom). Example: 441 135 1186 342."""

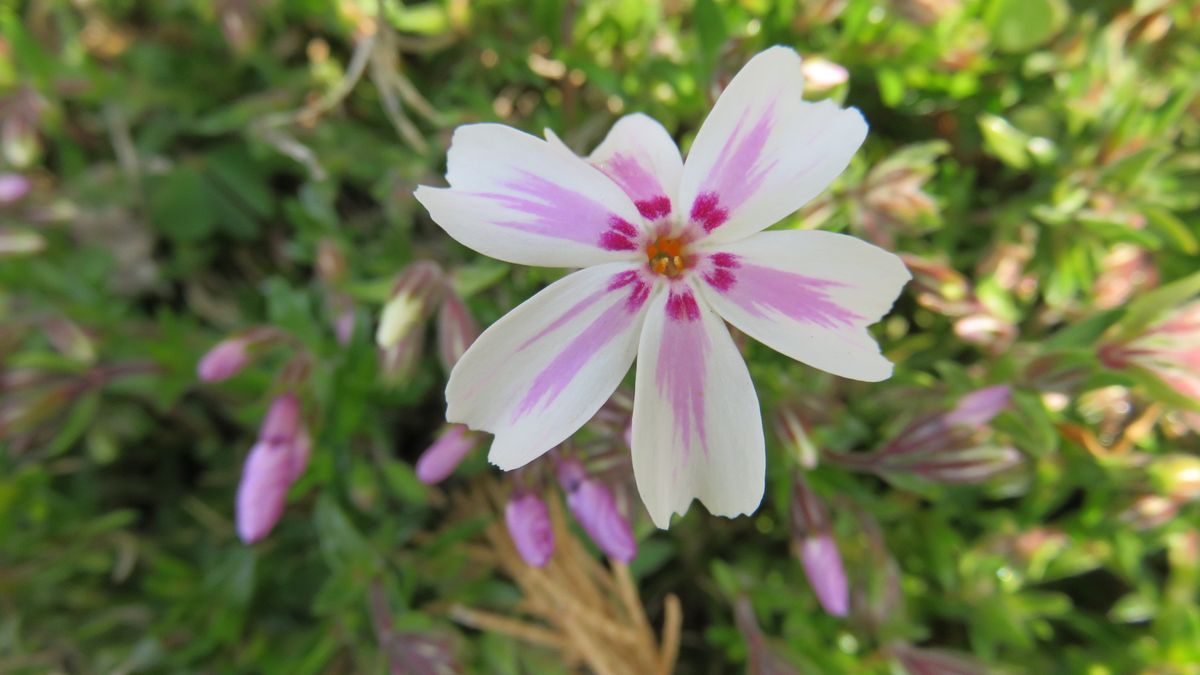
2 0 1199 672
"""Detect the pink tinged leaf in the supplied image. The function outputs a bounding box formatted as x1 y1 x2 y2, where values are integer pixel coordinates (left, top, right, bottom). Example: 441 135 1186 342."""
413 124 648 269
678 47 868 245
415 424 479 484
334 306 356 346
734 597 801 675
800 534 849 617
789 476 831 537
445 263 657 471
890 643 989 675
888 445 1023 484
505 493 555 568
437 292 480 371
565 478 637 562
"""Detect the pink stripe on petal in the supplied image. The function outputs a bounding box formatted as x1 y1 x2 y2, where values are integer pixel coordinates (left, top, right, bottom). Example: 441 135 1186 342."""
515 273 652 418
704 254 862 329
598 153 673 219
655 289 710 456
475 170 644 251
517 289 608 351
689 102 780 233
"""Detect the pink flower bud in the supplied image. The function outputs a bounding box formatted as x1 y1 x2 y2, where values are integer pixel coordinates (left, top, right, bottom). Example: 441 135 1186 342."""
437 291 479 371
943 385 1012 427
197 336 251 382
505 492 555 567
0 173 31 203
415 424 478 484
236 394 311 543
555 457 588 491
799 533 849 617
564 477 636 563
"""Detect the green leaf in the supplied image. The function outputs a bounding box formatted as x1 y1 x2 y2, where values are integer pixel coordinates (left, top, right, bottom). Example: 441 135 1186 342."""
979 114 1031 169
148 166 218 242
1143 206 1198 255
986 0 1067 53
1113 270 1200 341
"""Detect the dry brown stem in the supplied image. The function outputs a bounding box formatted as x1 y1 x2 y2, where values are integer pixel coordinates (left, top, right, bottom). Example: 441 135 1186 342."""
446 478 682 674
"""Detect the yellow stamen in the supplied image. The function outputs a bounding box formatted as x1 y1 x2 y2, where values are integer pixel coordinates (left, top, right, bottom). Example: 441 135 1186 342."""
645 237 688 277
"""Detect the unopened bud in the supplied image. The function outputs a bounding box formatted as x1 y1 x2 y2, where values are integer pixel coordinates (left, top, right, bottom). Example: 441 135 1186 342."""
1119 494 1179 531
943 385 1012 427
415 424 479 484
0 229 45 256
505 492 555 567
198 328 281 382
0 173 31 203
198 336 252 382
799 533 849 617
801 57 849 92
315 238 347 283
789 478 847 616
42 317 96 364
378 328 425 384
2 117 41 168
1147 454 1200 502
558 458 635 562
376 262 443 349
236 394 311 544
774 406 819 469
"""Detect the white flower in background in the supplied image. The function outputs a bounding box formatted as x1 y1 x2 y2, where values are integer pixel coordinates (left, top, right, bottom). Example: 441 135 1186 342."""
415 47 909 528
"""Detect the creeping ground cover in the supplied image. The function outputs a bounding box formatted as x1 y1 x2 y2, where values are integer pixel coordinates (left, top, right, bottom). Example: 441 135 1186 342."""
2 0 1200 673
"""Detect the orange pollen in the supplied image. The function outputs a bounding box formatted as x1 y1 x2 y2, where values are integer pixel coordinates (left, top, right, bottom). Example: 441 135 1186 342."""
646 237 687 277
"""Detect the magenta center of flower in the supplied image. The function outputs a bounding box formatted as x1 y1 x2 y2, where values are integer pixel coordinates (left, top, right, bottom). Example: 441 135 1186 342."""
645 236 689 277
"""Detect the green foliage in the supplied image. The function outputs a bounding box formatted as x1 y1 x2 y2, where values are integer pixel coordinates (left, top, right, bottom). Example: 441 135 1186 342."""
2 0 1199 673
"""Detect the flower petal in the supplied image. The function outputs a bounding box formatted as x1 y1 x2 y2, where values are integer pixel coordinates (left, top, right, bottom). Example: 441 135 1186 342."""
587 114 683 221
696 230 909 382
415 124 648 267
446 263 658 469
678 47 867 244
630 283 765 528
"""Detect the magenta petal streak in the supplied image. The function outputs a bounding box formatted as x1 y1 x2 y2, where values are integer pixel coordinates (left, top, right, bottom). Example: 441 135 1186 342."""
690 101 779 233
513 272 651 419
471 170 642 251
595 153 673 221
703 253 863 329
656 288 710 461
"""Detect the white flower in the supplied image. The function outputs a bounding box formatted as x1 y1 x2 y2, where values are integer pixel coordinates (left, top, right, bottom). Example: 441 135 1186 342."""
415 47 910 528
